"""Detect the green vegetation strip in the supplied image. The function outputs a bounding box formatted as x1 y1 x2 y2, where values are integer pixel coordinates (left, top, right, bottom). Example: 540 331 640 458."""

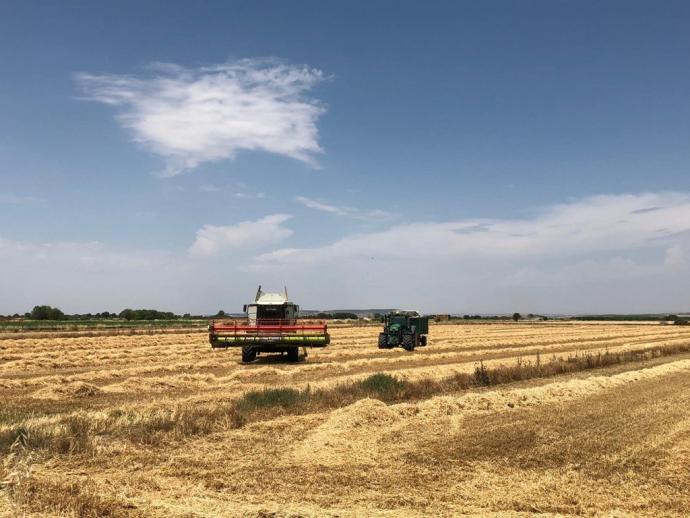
0 319 209 332
3 341 690 456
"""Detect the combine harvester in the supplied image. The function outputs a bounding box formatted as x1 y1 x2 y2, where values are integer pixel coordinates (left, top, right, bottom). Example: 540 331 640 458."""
209 286 330 363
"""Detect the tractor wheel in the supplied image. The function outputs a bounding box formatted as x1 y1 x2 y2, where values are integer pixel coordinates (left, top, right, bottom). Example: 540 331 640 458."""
402 333 416 351
420 335 427 347
241 346 257 363
378 333 389 349
287 347 300 362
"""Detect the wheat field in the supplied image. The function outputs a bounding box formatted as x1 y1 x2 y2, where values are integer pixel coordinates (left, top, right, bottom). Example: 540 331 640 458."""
2 322 690 516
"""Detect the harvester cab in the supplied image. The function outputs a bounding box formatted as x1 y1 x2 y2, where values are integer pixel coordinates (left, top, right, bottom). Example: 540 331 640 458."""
378 310 429 351
245 286 299 325
209 286 330 363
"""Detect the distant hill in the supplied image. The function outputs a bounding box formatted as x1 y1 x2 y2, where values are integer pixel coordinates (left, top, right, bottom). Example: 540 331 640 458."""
301 309 396 318
572 313 679 321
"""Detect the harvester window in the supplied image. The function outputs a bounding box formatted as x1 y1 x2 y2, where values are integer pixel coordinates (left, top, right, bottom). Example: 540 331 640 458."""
256 305 287 321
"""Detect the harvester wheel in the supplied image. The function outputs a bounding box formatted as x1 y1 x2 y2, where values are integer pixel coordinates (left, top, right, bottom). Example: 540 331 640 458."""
402 333 416 351
420 335 427 347
287 347 299 362
241 347 257 363
378 333 389 349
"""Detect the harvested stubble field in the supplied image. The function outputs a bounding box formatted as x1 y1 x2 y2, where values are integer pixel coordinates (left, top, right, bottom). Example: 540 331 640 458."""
2 322 690 517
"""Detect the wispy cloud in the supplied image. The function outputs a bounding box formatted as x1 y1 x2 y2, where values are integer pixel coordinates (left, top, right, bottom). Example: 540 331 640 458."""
199 184 223 193
245 192 690 313
295 196 394 221
200 183 265 199
258 192 690 267
0 194 42 204
75 58 328 176
0 237 198 313
3 193 690 314
0 238 172 272
189 214 292 257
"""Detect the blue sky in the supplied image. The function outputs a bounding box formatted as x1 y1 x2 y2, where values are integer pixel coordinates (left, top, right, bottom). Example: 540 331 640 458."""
1 1 690 314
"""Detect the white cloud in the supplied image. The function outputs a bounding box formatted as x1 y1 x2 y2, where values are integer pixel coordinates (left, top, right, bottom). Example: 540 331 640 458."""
3 193 690 315
246 193 690 313
665 245 687 269
505 257 663 287
0 238 194 314
75 59 327 175
0 238 175 273
295 196 394 221
261 193 690 267
235 191 265 199
200 183 265 199
189 214 293 257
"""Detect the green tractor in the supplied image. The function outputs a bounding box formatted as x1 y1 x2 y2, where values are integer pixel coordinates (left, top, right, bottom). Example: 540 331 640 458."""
378 311 429 351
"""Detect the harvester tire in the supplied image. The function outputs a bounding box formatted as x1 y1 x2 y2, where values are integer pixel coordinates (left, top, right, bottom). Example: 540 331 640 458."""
241 347 257 363
402 334 416 351
420 335 427 347
287 347 299 362
378 333 389 349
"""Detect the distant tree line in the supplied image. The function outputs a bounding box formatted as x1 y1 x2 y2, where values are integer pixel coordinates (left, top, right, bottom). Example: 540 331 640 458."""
457 314 547 321
574 314 689 322
4 306 686 324
118 309 179 321
311 312 360 320
0 305 206 321
463 314 505 320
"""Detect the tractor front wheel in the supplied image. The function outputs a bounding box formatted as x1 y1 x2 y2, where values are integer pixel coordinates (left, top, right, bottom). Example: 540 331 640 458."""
402 333 416 351
378 333 389 349
241 346 257 363
287 347 300 362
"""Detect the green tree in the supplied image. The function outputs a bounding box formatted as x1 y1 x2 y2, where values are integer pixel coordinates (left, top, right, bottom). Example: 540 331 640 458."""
119 308 177 320
119 309 134 321
512 312 521 322
30 305 65 320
